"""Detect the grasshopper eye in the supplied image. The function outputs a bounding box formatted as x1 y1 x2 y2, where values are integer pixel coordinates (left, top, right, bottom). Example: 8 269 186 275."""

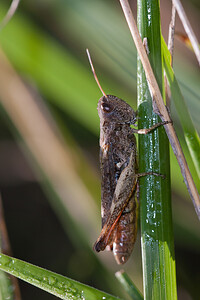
101 102 113 113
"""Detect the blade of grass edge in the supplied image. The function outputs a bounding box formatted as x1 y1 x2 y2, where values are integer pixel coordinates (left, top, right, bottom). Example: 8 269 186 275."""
0 253 120 300
115 270 143 300
162 36 200 180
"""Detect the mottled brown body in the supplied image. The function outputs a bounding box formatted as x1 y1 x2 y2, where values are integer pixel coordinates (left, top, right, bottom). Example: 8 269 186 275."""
93 94 169 264
94 95 138 264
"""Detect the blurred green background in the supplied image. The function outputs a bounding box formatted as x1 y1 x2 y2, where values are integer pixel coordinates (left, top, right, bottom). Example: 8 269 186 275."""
0 0 199 299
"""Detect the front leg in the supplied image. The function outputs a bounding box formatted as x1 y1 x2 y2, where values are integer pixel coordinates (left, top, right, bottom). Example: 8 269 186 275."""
132 120 172 135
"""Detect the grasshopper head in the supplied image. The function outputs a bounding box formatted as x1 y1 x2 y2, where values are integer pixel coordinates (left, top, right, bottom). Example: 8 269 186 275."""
98 95 136 125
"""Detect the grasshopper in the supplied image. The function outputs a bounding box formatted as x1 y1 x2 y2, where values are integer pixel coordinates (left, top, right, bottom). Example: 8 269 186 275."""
87 49 168 264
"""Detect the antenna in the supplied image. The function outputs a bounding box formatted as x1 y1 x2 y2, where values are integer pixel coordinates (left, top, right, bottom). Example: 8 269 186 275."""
86 49 107 97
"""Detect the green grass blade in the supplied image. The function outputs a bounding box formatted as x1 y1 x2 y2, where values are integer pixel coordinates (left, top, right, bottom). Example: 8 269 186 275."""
0 253 120 300
137 1 177 299
162 36 200 180
0 270 14 300
0 196 17 300
115 271 143 300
